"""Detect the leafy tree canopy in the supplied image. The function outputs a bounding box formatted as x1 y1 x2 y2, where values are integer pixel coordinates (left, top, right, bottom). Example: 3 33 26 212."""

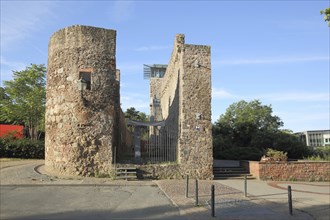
124 107 148 122
320 8 330 27
218 100 283 132
213 100 311 160
0 64 46 140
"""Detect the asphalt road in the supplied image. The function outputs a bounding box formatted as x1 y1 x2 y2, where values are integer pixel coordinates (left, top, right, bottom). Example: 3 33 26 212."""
1 185 183 220
0 160 184 220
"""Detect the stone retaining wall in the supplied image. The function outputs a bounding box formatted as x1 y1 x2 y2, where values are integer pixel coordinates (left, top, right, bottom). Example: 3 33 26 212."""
243 161 330 181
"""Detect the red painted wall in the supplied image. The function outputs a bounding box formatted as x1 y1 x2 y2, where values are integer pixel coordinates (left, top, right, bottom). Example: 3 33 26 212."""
0 125 24 138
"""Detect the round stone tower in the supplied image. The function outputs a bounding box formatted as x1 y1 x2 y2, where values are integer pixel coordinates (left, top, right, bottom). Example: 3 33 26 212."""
45 25 119 176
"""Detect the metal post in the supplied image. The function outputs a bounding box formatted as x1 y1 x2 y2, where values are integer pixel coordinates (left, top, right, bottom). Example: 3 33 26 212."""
114 146 117 179
114 146 116 166
185 175 189 198
195 179 199 206
288 185 293 216
244 175 247 197
211 184 215 217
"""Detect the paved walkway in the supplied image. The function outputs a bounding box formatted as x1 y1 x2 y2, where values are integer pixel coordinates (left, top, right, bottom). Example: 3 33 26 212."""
1 159 329 220
156 179 329 220
219 179 330 220
0 160 183 220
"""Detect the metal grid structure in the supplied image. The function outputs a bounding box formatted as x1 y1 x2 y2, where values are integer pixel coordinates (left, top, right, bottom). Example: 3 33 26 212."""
128 120 177 164
143 125 177 163
143 64 167 79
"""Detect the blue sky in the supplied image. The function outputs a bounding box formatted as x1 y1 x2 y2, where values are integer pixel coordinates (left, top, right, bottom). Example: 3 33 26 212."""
1 0 329 132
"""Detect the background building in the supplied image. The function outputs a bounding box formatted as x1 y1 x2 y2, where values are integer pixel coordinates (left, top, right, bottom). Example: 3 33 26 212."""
296 130 330 148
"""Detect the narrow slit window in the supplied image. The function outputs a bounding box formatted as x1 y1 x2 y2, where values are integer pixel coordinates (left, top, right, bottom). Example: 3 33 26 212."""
79 72 91 90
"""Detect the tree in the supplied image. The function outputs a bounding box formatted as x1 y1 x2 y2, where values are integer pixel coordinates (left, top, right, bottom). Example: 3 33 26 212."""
272 131 311 159
213 100 310 160
0 64 46 140
0 87 10 124
320 8 330 27
124 107 148 122
124 107 149 141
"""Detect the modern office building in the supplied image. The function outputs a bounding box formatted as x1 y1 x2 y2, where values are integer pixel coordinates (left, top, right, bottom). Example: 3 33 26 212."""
295 130 330 147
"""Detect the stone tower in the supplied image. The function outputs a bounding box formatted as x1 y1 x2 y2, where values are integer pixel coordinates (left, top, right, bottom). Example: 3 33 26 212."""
45 25 118 176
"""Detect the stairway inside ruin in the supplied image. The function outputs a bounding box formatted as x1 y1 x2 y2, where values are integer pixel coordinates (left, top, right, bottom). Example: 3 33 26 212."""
115 167 137 180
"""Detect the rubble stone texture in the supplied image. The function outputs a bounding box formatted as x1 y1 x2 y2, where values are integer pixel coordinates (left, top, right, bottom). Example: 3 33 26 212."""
150 35 213 179
46 25 213 179
45 25 120 176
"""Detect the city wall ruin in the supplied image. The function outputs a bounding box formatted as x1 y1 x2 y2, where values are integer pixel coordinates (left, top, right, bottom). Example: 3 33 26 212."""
45 25 213 179
148 35 213 179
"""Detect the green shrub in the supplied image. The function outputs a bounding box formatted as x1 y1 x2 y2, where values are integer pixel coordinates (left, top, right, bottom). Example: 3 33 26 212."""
0 137 44 159
305 146 330 161
264 148 288 161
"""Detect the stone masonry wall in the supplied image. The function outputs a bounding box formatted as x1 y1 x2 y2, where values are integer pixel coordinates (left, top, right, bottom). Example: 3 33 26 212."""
259 162 330 181
117 110 133 160
46 26 212 179
153 34 213 179
45 25 119 176
179 44 213 179
244 161 330 181
150 78 163 122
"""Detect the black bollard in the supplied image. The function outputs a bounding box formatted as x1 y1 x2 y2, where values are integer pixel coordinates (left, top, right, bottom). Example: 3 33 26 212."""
288 185 293 215
211 184 215 217
195 179 199 206
244 175 247 197
185 175 189 198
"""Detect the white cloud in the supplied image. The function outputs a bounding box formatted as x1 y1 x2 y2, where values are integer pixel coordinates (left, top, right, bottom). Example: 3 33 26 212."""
213 56 329 66
212 88 239 99
212 87 329 103
117 62 143 73
1 1 55 50
0 57 26 71
0 57 28 86
110 1 135 23
0 56 27 86
281 112 330 132
259 92 329 102
121 95 149 113
135 45 171 52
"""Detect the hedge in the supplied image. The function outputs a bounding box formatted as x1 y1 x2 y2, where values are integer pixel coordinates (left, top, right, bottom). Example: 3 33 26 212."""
0 137 45 159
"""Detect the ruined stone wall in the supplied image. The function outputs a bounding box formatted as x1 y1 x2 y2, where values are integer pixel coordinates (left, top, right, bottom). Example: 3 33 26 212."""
154 35 213 179
150 78 163 122
159 35 184 120
45 25 118 176
259 162 329 181
117 110 133 161
179 44 213 179
150 78 163 102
